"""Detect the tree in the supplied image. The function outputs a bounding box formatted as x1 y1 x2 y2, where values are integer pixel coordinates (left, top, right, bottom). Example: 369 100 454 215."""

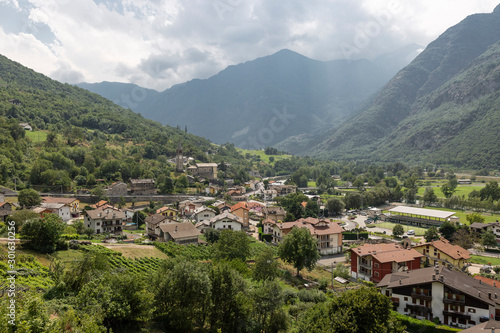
326 198 344 216
118 196 126 209
343 192 361 210
392 224 404 238
132 210 148 227
304 200 320 218
17 188 41 208
441 181 457 199
424 226 440 242
212 230 251 262
466 213 485 224
153 259 211 331
250 280 289 333
253 247 278 282
439 221 457 241
7 209 39 232
204 228 221 243
84 227 95 239
480 181 500 201
20 214 65 253
422 187 437 205
481 231 497 249
278 227 320 276
452 228 476 250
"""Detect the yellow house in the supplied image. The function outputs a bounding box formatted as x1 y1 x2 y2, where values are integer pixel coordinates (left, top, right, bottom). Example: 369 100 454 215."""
413 238 471 270
156 206 178 219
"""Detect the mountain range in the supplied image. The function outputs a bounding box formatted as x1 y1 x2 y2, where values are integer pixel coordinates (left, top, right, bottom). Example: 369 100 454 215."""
77 46 421 149
302 4 500 169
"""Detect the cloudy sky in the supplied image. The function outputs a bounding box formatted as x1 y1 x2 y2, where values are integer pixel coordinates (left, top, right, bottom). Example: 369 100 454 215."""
0 0 498 91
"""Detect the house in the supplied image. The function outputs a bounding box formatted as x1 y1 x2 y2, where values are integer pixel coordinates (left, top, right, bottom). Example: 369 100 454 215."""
231 202 250 228
129 179 156 195
271 217 345 255
83 207 125 235
262 189 278 201
350 243 424 282
205 185 221 195
262 206 286 222
413 238 471 270
269 184 297 196
0 202 12 222
458 179 472 184
207 211 244 231
19 122 32 131
121 208 134 221
156 206 179 219
187 163 218 180
39 202 72 221
262 218 276 234
159 222 201 245
178 200 202 216
247 201 264 213
193 206 216 224
42 196 80 215
106 181 128 196
378 265 500 329
145 214 176 240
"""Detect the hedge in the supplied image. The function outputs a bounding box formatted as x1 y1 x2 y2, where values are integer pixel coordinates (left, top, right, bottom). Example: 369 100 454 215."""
392 312 462 333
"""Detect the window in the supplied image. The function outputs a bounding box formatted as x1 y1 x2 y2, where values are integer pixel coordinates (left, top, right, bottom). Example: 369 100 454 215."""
468 308 476 313
374 263 379 268
404 297 408 301
374 271 379 277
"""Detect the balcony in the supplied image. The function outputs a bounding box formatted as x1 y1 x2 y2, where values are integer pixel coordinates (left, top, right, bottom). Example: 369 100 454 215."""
443 296 465 305
359 261 372 269
406 304 432 315
411 292 432 301
443 311 471 320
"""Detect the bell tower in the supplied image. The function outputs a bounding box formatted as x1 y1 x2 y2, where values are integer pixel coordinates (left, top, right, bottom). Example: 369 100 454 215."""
176 141 183 172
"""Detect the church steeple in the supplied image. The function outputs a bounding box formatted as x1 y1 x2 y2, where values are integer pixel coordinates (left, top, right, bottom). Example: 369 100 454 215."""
176 141 183 172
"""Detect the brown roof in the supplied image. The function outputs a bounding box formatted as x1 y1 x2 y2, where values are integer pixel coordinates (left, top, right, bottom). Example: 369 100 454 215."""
209 211 243 224
130 179 155 184
354 243 423 264
276 219 344 236
414 238 471 260
145 214 169 226
460 320 500 332
263 206 286 215
159 222 200 240
85 207 126 220
474 276 500 289
231 202 249 212
378 266 500 307
156 206 178 214
42 196 79 204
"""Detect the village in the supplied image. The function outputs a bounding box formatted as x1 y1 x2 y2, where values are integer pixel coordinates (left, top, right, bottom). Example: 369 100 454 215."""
2 148 500 332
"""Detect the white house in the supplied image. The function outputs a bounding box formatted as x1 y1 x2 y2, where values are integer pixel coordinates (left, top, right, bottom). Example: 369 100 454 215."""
208 211 243 231
193 206 216 224
40 202 71 221
83 207 125 235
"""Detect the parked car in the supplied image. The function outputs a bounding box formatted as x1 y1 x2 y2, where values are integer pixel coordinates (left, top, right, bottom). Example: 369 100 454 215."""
407 230 415 236
480 265 492 274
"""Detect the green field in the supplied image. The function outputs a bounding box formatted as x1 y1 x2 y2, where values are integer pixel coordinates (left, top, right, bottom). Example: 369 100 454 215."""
25 130 47 142
469 255 500 266
374 222 427 236
418 206 500 224
307 181 317 187
235 148 291 165
417 184 485 198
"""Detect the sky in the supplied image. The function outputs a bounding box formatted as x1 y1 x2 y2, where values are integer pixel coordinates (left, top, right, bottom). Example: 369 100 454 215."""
0 0 498 91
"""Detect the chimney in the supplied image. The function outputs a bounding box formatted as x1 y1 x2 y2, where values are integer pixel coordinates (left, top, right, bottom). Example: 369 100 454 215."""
399 280 402 285
480 280 482 284
175 226 178 233
439 275 444 282
432 274 436 280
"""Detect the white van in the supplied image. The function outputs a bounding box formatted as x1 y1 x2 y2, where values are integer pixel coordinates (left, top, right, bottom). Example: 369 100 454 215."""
407 230 415 236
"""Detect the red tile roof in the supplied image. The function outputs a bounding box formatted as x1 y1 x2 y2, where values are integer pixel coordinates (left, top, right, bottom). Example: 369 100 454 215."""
474 275 500 289
414 238 471 260
354 243 423 264
231 202 249 212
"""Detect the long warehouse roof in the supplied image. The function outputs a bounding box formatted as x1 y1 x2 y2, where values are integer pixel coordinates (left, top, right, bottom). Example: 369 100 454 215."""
388 206 455 219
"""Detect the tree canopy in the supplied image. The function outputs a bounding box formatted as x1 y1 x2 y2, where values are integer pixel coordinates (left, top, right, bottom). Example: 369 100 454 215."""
278 226 320 276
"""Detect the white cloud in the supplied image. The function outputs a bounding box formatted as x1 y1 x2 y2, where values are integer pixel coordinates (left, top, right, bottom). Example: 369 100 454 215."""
0 0 497 91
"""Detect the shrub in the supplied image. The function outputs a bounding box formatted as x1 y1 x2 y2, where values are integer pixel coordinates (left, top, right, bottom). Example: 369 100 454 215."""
297 289 326 303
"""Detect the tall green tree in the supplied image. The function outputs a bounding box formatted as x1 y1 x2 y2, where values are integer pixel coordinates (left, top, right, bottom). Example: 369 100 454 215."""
304 200 320 218
422 187 437 205
439 221 457 241
392 224 404 238
20 214 65 253
326 197 345 216
278 227 320 277
482 231 497 249
250 280 289 333
424 226 440 242
253 247 278 282
466 213 485 224
17 188 41 208
212 230 251 262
